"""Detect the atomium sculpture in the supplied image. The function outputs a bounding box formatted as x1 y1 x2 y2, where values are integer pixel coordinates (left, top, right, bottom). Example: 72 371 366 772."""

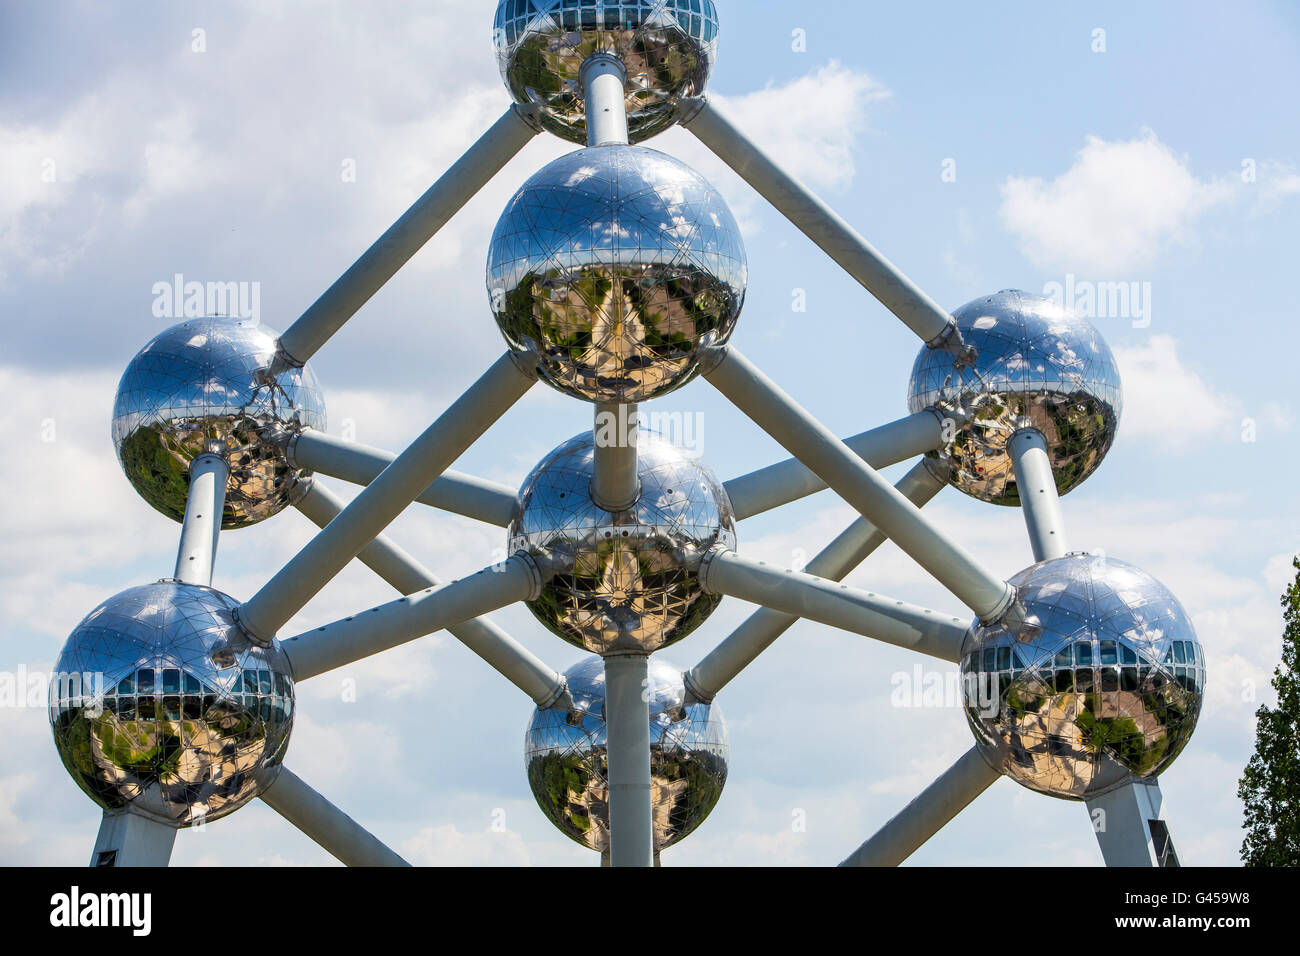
53 0 1201 868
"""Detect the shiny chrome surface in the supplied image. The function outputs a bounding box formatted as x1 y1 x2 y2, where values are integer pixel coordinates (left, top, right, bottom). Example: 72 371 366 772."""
525 655 728 853
907 290 1121 504
488 144 746 403
510 430 735 654
961 554 1203 800
493 0 718 144
50 581 294 827
113 318 326 528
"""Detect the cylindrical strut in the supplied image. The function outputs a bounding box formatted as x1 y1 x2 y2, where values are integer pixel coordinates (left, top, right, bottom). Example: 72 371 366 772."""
1007 428 1067 562
173 452 229 586
604 654 654 867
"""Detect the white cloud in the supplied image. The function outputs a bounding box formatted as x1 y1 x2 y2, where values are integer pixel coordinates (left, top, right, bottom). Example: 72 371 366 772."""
999 130 1234 273
1112 334 1238 448
401 824 531 866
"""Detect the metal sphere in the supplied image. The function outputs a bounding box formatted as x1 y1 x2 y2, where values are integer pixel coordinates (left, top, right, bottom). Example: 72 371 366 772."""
112 317 327 528
488 144 746 403
510 430 736 655
525 655 728 855
493 0 719 144
961 554 1203 800
49 581 294 827
907 290 1122 504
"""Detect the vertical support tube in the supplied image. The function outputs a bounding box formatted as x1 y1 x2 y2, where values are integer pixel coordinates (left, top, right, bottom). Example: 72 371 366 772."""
679 96 960 349
706 347 1014 623
604 654 653 867
89 809 177 867
582 54 629 147
173 452 228 586
237 351 535 641
1085 779 1179 867
839 746 1000 867
591 402 640 512
1007 428 1067 563
276 104 541 365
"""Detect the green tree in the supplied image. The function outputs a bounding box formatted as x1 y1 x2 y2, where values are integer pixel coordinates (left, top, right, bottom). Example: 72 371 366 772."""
1238 555 1300 865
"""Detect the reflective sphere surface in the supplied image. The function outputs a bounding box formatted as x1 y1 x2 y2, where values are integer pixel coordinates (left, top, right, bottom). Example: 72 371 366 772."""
50 581 294 827
907 290 1121 504
510 430 735 654
488 145 746 403
494 0 719 143
113 318 326 528
525 655 728 854
961 554 1203 800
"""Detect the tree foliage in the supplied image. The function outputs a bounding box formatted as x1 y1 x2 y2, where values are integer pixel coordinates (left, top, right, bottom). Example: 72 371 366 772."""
1238 556 1300 865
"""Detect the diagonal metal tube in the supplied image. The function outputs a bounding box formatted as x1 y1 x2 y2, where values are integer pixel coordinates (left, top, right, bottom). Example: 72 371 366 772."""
679 96 962 351
260 765 410 867
290 429 519 527
723 410 946 520
276 103 542 365
294 482 567 708
687 462 948 702
839 746 1000 867
280 553 542 682
1007 428 1068 563
238 352 535 641
699 548 968 663
705 347 1014 622
173 453 228 586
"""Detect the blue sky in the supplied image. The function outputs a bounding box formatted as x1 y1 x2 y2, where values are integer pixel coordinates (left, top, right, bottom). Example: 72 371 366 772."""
2 0 1298 865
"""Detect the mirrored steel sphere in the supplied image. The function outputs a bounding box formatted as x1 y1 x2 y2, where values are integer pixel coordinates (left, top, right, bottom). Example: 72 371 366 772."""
113 318 327 528
961 554 1203 800
49 581 294 827
493 0 719 143
510 429 735 654
488 144 746 403
525 655 728 855
907 291 1122 504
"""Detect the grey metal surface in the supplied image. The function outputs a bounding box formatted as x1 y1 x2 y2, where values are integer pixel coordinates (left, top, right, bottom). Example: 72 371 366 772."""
276 103 541 365
260 765 410 867
525 655 727 858
589 403 641 511
687 461 946 702
494 0 717 144
908 290 1122 504
280 554 542 682
91 809 178 867
238 351 535 641
680 95 957 346
707 347 1014 622
113 318 325 528
295 482 568 708
961 553 1203 800
582 53 630 147
488 144 746 403
509 429 735 654
699 548 969 663
1008 428 1068 562
289 429 519 527
1086 779 1176 867
50 581 293 827
840 746 1000 867
604 655 653 866
723 409 946 520
173 453 229 585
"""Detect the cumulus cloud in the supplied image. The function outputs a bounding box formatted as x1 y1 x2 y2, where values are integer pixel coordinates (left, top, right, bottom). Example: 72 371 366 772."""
999 130 1235 273
1112 334 1239 448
